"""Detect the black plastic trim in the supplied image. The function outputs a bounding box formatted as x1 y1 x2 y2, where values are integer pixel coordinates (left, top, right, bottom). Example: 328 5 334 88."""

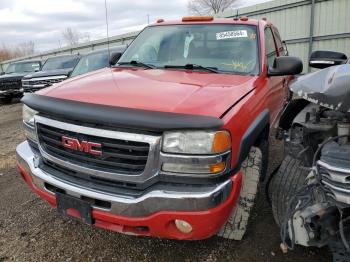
236 109 270 170
278 99 310 131
22 94 223 131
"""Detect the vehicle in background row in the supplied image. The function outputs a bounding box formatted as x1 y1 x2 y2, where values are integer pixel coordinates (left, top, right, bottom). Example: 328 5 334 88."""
0 60 42 103
269 50 350 261
21 54 80 93
70 46 127 78
17 17 303 243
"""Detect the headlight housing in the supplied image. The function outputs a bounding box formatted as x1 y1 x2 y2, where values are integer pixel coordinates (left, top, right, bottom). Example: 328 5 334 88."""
161 130 231 175
23 105 38 142
23 105 37 126
162 130 231 154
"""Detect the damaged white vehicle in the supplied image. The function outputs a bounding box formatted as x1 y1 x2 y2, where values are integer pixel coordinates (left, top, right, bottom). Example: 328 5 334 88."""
269 50 350 262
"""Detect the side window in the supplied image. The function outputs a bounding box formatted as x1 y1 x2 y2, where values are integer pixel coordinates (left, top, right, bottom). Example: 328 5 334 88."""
264 27 278 68
272 27 285 55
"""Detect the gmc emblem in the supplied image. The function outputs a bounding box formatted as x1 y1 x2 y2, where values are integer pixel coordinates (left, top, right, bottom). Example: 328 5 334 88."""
61 136 102 156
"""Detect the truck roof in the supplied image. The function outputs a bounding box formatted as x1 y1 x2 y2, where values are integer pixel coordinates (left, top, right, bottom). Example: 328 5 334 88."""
11 59 42 64
149 17 266 27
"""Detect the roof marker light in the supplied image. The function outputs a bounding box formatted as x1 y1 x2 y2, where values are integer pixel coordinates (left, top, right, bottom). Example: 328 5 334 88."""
182 16 214 22
240 16 249 21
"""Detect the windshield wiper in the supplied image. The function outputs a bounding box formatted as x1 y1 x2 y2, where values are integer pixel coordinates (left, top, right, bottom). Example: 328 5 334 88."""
164 64 220 73
117 60 156 69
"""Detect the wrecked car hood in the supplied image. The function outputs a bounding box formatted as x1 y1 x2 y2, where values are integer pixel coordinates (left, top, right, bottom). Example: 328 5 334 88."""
290 64 350 112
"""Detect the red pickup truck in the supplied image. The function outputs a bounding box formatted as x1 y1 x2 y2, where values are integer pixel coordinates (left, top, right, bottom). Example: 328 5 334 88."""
16 16 302 240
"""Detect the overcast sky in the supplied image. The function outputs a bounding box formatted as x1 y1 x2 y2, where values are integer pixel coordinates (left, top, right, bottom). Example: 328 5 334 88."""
0 0 270 52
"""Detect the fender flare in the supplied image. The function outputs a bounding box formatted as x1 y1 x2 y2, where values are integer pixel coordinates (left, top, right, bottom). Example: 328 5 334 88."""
235 109 270 170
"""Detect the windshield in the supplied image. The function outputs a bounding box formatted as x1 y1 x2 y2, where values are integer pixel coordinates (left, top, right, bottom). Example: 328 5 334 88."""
42 56 79 71
119 24 259 74
71 51 109 77
5 61 41 74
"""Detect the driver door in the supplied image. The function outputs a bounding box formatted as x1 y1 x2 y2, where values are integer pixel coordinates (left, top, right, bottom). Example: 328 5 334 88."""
265 26 287 125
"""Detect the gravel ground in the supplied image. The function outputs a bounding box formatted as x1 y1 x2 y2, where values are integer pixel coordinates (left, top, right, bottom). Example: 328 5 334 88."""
0 101 331 262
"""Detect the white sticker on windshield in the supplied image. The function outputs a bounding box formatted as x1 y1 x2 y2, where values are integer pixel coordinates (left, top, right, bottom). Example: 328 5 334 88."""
216 30 248 40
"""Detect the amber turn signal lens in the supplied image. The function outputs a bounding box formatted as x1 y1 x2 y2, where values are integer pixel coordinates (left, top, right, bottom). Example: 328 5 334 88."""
210 162 226 173
182 16 214 22
212 131 231 153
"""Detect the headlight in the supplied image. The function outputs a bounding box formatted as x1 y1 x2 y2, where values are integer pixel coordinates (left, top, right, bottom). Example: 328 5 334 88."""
23 105 38 142
162 130 231 154
23 104 37 126
161 130 231 175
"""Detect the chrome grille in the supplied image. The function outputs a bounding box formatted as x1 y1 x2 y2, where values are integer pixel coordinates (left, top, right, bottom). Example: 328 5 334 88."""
318 160 350 204
34 115 161 191
0 79 21 90
37 123 150 174
22 76 67 92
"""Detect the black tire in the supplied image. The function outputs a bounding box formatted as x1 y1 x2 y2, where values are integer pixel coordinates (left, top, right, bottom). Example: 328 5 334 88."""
270 154 309 226
329 241 350 262
258 138 269 181
0 97 12 104
217 146 263 240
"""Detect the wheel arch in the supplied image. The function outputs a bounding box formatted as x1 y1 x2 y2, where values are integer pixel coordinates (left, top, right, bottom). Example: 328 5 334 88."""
235 109 270 171
278 98 310 131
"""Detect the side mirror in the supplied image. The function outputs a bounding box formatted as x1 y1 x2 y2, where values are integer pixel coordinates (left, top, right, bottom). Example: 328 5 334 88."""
268 56 303 76
35 68 40 72
309 50 348 69
0 71 5 75
109 52 122 66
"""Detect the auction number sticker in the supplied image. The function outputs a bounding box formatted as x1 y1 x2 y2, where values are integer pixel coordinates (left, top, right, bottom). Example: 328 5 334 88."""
216 30 248 40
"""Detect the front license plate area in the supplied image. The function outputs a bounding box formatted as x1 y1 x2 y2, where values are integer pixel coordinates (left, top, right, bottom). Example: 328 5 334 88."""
56 192 94 225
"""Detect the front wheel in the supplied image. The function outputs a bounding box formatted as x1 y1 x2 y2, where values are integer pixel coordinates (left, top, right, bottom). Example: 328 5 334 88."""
270 154 308 226
217 146 262 240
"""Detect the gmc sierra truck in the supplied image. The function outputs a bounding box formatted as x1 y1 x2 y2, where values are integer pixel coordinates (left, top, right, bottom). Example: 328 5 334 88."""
16 16 302 240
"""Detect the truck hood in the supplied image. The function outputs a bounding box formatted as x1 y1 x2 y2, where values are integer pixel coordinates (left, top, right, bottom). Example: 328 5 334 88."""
0 73 27 82
39 67 257 118
291 64 350 112
23 68 73 79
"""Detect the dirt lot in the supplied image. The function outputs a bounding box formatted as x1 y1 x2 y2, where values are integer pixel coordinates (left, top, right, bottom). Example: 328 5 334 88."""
0 101 331 262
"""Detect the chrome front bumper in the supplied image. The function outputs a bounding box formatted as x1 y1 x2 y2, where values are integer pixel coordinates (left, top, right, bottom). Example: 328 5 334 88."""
16 141 233 217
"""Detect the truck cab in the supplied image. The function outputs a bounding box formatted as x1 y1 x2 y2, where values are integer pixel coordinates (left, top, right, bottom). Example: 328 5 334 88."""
17 17 302 240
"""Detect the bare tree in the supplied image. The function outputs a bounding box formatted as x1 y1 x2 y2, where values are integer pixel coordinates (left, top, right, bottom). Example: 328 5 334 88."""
188 0 238 15
0 42 35 62
0 46 12 62
62 27 91 46
62 27 81 46
15 41 35 56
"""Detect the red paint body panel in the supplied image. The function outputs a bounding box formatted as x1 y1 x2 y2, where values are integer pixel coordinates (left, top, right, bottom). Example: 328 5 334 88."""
39 68 256 118
17 162 242 240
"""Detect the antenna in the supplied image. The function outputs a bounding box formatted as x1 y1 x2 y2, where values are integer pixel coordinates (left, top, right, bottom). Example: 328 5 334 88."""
234 10 239 21
104 0 111 65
